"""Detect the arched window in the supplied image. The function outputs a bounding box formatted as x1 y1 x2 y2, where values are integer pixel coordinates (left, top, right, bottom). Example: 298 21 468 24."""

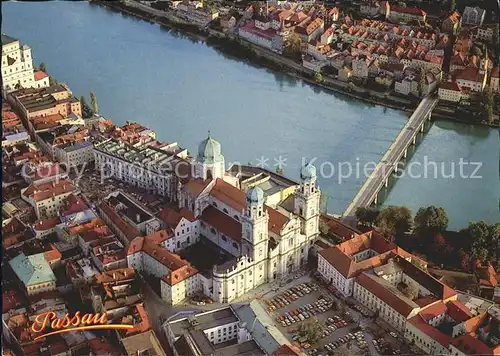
212 202 218 207
210 228 216 235
207 170 213 180
221 235 228 242
232 242 239 249
177 241 180 248
223 208 228 214
299 207 303 216
234 215 240 221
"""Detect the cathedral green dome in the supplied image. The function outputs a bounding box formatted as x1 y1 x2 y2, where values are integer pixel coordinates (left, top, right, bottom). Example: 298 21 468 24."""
246 186 264 205
300 162 317 181
198 135 223 164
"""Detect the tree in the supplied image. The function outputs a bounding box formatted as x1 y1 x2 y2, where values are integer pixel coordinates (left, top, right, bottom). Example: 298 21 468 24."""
49 76 57 86
90 91 98 114
400 283 418 300
481 89 494 122
458 249 472 272
319 219 330 236
320 192 328 213
414 206 449 239
283 33 302 60
450 0 456 11
80 95 93 119
376 206 413 241
355 206 380 227
39 62 47 73
314 72 323 83
298 316 323 344
275 167 284 175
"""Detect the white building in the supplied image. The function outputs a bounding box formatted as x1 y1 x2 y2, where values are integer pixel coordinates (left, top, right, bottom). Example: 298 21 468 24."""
455 67 487 92
438 82 463 102
21 179 76 219
461 6 486 27
490 67 499 92
1 34 40 94
175 136 320 304
165 302 294 356
93 138 189 199
145 207 199 252
54 140 94 167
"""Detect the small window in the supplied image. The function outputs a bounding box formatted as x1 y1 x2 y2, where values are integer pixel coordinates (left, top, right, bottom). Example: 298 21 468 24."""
223 208 228 214
222 235 228 242
210 228 216 235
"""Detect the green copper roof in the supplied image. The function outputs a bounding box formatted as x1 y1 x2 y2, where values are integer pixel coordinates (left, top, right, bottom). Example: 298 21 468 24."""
9 253 56 287
2 34 18 46
198 135 224 164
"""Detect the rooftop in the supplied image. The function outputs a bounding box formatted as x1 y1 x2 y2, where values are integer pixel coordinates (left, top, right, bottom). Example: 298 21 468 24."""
169 306 239 337
9 252 56 287
2 33 18 45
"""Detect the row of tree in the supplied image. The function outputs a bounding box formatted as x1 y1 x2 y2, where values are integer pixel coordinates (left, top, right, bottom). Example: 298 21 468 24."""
355 205 499 271
80 92 99 119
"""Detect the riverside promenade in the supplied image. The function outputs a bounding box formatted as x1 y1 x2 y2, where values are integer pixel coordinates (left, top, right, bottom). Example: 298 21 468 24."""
343 95 439 217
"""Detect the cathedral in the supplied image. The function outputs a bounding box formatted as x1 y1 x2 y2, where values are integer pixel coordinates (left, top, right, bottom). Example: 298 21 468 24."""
174 134 321 303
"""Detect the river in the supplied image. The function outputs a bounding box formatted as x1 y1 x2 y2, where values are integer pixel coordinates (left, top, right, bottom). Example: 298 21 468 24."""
3 1 499 229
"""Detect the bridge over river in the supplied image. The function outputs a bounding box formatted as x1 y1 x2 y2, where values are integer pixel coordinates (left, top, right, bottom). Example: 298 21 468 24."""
343 95 439 217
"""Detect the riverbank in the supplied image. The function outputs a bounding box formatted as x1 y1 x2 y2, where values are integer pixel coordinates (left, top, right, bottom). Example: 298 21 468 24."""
93 0 499 128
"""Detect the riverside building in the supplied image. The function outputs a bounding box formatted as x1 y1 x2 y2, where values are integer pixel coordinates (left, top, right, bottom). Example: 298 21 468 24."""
126 135 321 304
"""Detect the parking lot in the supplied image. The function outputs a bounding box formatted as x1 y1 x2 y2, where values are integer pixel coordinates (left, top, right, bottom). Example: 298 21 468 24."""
259 274 409 356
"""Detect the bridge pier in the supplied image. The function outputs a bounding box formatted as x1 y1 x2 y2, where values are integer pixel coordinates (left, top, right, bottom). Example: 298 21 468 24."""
384 178 388 188
403 148 408 158
412 135 417 145
420 123 425 133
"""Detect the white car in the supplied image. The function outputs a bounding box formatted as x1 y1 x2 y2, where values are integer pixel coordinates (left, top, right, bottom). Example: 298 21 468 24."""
390 332 398 338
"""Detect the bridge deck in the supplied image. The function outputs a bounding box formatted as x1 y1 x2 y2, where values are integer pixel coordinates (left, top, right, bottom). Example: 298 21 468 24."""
343 95 438 217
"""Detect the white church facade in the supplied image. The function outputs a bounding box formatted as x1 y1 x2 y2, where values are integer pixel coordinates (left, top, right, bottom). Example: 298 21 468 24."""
129 135 321 304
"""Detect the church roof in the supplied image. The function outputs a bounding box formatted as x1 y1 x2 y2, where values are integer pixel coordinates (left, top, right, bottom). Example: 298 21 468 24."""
198 135 223 164
200 206 242 242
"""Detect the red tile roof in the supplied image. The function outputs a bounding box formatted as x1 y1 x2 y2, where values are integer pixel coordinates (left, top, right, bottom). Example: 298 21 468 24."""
158 207 196 229
33 71 48 81
456 67 484 83
98 201 139 243
95 267 135 284
409 314 452 347
439 81 462 91
419 301 447 322
274 344 301 356
44 245 62 263
33 216 61 231
357 272 418 317
128 235 198 286
201 205 242 242
183 178 212 197
2 290 24 314
446 300 473 323
463 312 488 334
60 194 88 217
23 179 76 202
391 5 426 16
266 206 289 235
210 178 246 211
450 333 498 355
